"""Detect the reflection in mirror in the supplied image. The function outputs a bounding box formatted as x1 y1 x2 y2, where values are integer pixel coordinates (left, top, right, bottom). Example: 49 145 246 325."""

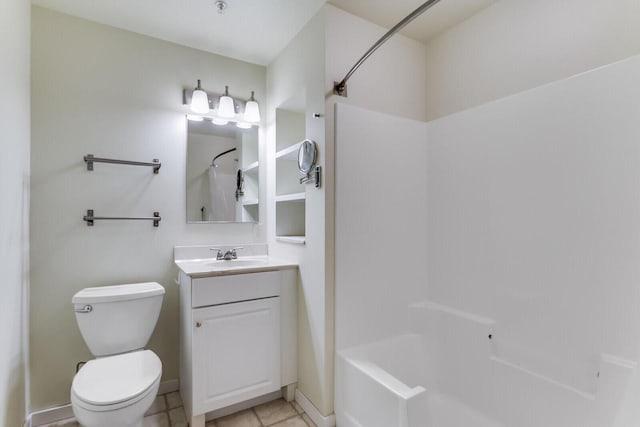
186 119 259 223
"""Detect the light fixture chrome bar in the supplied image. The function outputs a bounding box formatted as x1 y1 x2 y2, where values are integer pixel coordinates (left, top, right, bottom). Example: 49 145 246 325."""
333 0 442 97
84 154 161 174
83 210 161 227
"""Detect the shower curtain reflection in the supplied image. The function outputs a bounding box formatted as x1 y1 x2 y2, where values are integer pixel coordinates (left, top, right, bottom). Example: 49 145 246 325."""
207 165 236 221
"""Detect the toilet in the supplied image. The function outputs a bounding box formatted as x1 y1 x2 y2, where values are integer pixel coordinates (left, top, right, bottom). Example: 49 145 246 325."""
70 282 165 427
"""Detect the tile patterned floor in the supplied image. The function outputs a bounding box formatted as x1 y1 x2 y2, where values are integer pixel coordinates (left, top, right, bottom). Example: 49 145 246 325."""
40 392 317 427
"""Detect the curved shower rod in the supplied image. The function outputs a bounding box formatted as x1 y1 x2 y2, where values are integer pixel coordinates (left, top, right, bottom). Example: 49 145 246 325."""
333 0 442 97
211 147 237 167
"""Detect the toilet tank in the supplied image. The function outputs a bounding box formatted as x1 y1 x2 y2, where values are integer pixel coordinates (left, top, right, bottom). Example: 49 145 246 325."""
72 282 165 357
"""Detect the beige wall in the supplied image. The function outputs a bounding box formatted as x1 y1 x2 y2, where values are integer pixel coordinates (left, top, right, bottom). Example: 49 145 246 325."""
424 0 640 120
325 5 427 121
30 7 265 410
266 9 331 416
0 0 30 424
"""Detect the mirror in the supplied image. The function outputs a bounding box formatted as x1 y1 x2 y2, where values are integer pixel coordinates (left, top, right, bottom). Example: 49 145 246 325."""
298 139 317 174
186 119 259 223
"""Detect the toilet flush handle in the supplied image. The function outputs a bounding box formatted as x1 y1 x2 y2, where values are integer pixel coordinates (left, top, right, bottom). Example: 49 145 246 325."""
75 305 93 314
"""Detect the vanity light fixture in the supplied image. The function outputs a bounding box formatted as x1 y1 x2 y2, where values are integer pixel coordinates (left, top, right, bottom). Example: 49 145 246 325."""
211 117 229 126
183 83 259 126
218 86 236 118
244 91 261 123
190 80 210 114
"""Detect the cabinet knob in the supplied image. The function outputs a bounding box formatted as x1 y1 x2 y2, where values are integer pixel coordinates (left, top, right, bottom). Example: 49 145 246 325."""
196 321 202 328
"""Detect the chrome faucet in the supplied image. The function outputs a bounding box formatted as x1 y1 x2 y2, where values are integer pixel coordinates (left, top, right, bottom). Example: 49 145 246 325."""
210 247 243 260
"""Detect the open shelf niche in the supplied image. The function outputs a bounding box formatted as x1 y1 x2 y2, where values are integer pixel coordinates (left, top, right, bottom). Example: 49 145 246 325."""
275 92 306 244
239 128 259 222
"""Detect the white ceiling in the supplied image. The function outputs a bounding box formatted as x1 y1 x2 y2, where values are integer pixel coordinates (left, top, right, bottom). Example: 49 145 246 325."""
328 0 498 43
31 0 326 66
31 0 497 66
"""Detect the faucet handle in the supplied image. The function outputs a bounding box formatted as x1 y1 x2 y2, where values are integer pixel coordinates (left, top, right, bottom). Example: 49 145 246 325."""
210 248 224 260
229 247 244 259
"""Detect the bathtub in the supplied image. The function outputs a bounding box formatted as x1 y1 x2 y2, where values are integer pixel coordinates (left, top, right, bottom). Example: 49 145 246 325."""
335 333 636 427
335 333 503 427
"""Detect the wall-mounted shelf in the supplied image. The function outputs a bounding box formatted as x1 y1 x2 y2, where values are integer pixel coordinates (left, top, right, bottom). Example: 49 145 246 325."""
275 192 305 203
242 199 259 206
243 161 259 174
276 236 306 245
275 96 306 243
275 142 302 161
84 154 161 174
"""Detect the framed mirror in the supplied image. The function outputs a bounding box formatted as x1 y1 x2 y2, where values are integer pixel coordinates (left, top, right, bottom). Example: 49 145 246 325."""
186 119 259 223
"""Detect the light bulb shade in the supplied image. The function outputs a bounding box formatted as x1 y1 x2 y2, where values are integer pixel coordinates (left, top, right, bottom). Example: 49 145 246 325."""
218 95 236 118
244 100 261 123
236 122 252 129
191 89 209 113
186 114 204 121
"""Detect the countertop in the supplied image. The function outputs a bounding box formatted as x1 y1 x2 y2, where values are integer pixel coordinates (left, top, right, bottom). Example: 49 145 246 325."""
175 256 298 278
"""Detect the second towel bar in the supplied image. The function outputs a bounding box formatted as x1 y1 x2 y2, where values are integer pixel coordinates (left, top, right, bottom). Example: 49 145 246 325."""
83 209 161 227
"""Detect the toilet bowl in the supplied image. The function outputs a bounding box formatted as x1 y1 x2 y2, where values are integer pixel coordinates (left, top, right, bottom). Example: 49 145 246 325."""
70 283 165 427
72 350 161 427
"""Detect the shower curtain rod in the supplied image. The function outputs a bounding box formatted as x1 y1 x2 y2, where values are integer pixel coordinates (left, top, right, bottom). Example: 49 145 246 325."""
212 147 237 167
333 0 442 97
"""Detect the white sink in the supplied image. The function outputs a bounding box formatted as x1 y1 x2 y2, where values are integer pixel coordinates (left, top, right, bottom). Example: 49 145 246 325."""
175 256 280 276
204 258 270 268
174 245 297 277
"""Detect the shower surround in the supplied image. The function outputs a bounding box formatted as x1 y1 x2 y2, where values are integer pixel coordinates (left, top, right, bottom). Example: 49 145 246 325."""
334 54 640 426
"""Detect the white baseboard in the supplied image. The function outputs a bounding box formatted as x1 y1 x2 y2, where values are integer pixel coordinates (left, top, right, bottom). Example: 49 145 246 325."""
295 389 336 427
30 379 179 426
30 404 74 427
205 390 282 421
157 378 179 395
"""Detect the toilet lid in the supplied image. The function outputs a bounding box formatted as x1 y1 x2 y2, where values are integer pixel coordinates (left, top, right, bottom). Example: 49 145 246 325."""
72 350 162 406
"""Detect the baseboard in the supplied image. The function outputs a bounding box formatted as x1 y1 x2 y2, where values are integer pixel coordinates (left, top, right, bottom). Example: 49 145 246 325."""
295 389 336 427
157 378 180 395
205 390 283 421
30 379 179 426
30 404 74 427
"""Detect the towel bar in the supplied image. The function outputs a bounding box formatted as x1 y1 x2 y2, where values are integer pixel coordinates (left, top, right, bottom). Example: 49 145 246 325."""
83 209 161 227
84 154 161 174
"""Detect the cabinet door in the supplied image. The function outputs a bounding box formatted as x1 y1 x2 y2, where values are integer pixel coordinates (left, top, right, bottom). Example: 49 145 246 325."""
192 297 281 414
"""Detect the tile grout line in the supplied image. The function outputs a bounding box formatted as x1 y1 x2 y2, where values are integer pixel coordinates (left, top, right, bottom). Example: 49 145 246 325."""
253 402 309 427
271 413 305 426
251 406 265 427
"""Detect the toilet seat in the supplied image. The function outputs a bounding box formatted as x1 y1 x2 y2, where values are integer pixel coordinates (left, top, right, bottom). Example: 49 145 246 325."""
72 350 162 411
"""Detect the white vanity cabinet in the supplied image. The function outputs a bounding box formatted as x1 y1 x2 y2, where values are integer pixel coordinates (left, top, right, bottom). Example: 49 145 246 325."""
178 268 297 427
192 297 280 414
